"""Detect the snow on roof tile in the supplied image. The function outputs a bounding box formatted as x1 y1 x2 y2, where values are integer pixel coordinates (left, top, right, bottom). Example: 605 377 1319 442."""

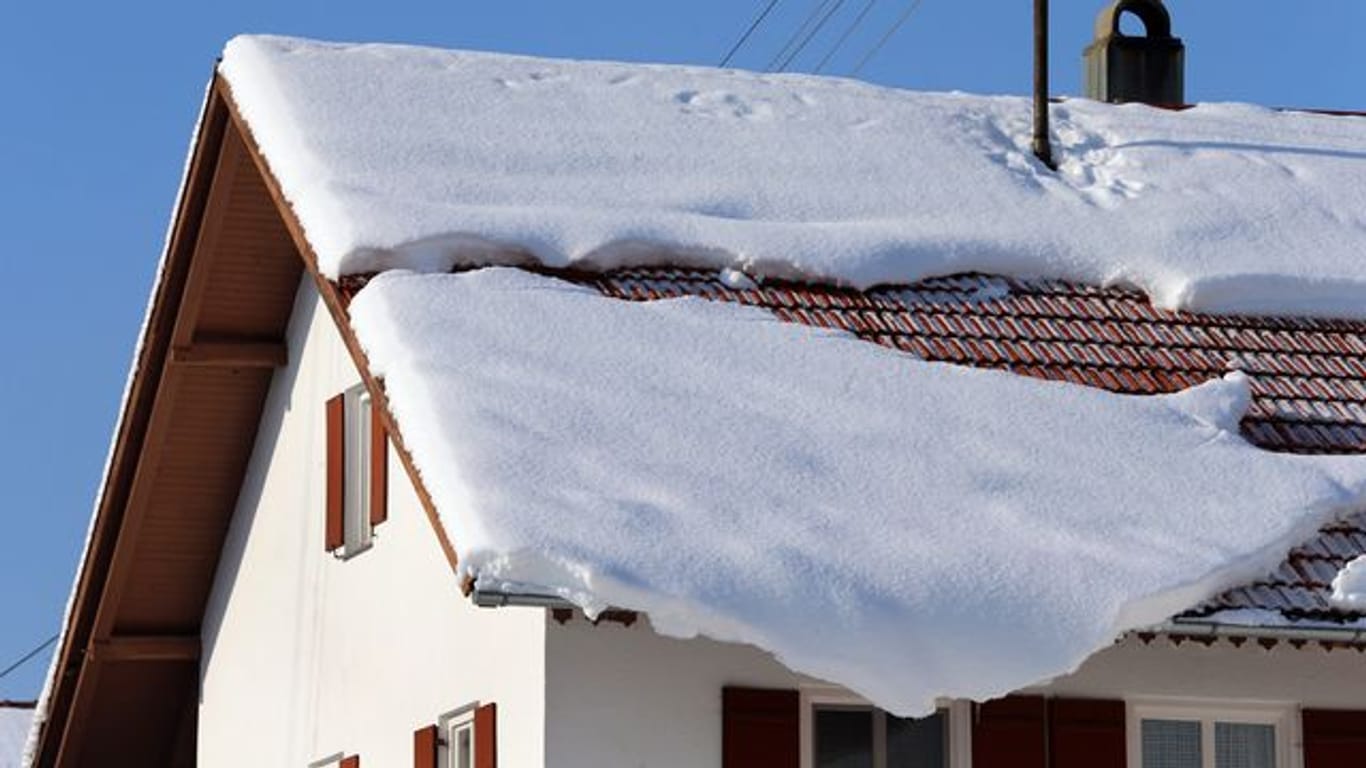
551 266 1366 455
346 266 1366 715
343 265 1366 626
230 34 1366 710
221 34 1366 318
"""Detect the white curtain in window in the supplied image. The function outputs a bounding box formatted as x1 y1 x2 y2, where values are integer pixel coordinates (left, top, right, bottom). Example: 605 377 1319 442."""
1142 719 1202 768
1215 722 1275 768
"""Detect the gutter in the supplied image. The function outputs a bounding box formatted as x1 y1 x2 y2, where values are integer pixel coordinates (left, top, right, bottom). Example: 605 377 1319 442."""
1152 618 1366 644
472 589 1366 646
470 588 578 610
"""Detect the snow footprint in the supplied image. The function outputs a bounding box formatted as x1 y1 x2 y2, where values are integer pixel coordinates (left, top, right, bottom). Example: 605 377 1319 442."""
673 89 776 121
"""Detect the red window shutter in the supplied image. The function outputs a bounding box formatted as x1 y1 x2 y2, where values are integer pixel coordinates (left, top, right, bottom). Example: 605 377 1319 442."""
369 403 388 526
340 757 359 768
325 393 346 552
475 702 497 768
1303 709 1366 768
414 724 439 768
1049 698 1126 768
722 686 799 768
973 695 1047 768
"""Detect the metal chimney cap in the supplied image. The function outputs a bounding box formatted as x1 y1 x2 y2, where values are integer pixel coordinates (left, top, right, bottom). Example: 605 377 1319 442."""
1094 0 1175 41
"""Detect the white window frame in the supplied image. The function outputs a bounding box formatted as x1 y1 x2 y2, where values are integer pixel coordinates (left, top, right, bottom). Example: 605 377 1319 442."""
438 702 479 768
337 384 374 559
798 684 970 768
1126 698 1300 768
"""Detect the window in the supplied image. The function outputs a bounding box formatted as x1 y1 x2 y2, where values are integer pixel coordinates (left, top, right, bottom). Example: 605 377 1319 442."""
813 707 947 768
325 383 388 557
1128 701 1294 768
439 704 478 768
415 701 495 768
802 689 964 768
342 385 374 556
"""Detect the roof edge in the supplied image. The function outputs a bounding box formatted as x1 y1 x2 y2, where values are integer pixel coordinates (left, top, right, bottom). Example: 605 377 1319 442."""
216 76 460 578
29 74 229 768
1148 617 1366 644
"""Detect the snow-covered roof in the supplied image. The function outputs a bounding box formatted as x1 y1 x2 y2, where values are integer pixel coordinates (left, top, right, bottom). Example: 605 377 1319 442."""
512 267 1366 626
219 35 1366 715
221 34 1366 318
0 704 33 768
348 267 1366 715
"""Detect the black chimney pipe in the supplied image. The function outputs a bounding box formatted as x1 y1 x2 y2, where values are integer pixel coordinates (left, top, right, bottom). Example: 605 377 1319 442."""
1033 0 1057 169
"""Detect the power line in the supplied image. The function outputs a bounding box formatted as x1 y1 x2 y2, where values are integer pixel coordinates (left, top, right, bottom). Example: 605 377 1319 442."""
773 0 851 73
0 634 58 684
719 0 786 67
813 0 878 74
850 0 927 77
766 0 839 72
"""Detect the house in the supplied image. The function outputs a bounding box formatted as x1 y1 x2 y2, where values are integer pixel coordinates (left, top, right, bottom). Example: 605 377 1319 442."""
2 702 35 768
23 29 1366 768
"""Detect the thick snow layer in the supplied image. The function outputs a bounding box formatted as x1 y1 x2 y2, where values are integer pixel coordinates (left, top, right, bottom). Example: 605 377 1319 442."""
1 707 33 768
221 35 1366 318
349 268 1366 715
1332 556 1366 611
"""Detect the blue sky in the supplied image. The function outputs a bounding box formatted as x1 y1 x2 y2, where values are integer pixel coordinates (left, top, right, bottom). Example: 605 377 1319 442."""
2 0 1364 699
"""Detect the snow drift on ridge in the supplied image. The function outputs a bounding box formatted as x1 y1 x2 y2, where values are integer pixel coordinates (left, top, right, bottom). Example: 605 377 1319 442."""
348 268 1366 715
219 35 1366 318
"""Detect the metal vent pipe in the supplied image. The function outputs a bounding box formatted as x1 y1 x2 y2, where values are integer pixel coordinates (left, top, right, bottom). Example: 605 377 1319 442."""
1033 0 1056 170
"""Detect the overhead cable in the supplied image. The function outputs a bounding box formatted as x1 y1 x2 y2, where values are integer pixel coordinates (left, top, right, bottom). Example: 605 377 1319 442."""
0 634 58 683
813 0 878 74
720 0 786 67
850 0 927 77
766 0 840 72
773 0 851 72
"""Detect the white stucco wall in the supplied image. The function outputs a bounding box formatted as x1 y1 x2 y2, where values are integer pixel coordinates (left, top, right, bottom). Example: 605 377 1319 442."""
199 279 547 767
1040 634 1366 707
545 615 805 768
545 613 1366 767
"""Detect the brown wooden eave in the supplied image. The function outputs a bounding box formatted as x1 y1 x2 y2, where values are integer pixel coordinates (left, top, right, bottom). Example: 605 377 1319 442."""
32 73 454 768
30 77 303 767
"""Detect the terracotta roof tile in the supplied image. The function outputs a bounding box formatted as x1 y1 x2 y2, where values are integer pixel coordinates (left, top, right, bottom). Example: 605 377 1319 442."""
565 267 1366 628
342 265 1366 628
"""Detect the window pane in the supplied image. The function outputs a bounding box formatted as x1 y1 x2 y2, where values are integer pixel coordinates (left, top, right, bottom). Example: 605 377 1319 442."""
455 725 472 768
815 708 874 768
887 711 946 768
1142 719 1202 768
1215 722 1275 768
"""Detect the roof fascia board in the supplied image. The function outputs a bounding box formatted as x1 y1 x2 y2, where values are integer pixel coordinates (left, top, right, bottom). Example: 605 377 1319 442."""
34 74 229 768
215 78 460 579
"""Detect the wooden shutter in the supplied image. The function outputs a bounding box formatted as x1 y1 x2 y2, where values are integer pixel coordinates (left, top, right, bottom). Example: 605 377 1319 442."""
325 393 346 551
1049 698 1125 768
722 686 799 768
475 702 497 768
369 403 388 526
973 695 1047 768
1303 709 1366 768
414 724 439 768
340 757 359 768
